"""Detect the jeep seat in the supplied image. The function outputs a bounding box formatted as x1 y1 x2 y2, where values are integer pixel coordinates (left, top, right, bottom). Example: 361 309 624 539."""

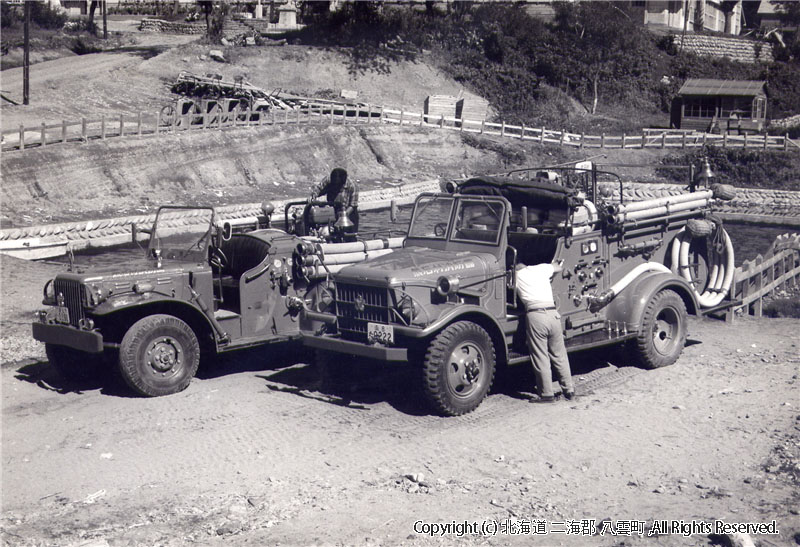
217 235 271 281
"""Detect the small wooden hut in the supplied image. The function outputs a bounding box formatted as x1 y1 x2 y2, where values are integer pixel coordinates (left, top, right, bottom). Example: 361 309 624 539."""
671 79 767 134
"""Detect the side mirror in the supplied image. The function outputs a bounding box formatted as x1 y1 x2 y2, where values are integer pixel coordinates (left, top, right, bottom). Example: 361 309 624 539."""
505 246 518 289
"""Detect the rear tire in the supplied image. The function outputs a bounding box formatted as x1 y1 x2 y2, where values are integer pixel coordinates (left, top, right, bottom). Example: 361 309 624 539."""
423 321 495 416
634 290 688 369
118 314 200 397
46 344 104 382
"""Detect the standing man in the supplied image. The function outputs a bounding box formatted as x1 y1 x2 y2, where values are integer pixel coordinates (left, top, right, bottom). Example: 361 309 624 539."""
516 258 574 403
309 167 359 232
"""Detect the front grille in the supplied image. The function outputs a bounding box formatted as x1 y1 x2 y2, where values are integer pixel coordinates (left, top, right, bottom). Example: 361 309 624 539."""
336 283 391 341
53 279 86 328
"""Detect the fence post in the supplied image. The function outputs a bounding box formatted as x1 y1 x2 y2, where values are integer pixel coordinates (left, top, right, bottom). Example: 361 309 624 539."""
681 133 686 149
601 133 606 148
480 119 485 134
622 132 626 149
330 108 334 126
754 255 763 317
501 121 505 137
82 117 87 142
62 120 67 143
560 130 565 145
355 105 360 124
661 132 665 149
119 113 124 137
740 263 750 316
380 105 385 124
723 132 728 148
40 122 46 148
520 124 525 139
460 117 464 132
763 134 768 150
725 269 737 323
19 125 24 151
367 104 372 124
540 126 545 144
138 112 143 137
580 133 585 149
703 133 707 147
784 136 788 151
400 110 405 126
743 132 747 149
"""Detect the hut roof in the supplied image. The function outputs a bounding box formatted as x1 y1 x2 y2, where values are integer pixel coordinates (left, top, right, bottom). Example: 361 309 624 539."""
678 79 766 97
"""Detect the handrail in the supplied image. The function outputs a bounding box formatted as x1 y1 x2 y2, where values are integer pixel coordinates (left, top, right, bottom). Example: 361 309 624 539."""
2 103 795 153
724 233 800 320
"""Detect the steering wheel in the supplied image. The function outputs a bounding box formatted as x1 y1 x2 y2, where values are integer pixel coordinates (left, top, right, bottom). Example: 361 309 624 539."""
434 222 448 237
209 246 228 270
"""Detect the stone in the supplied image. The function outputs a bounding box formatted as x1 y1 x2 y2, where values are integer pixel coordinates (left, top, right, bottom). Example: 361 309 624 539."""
209 50 226 62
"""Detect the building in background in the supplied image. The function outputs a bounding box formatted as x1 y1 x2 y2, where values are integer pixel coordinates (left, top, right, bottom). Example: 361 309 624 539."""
670 79 768 133
643 0 743 35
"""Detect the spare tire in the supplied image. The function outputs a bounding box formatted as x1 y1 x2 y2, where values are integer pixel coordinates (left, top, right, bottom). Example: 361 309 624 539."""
711 183 736 201
686 218 715 238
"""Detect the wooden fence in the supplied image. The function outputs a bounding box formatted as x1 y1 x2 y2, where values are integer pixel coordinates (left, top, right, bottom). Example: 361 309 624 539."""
3 103 798 153
722 233 800 321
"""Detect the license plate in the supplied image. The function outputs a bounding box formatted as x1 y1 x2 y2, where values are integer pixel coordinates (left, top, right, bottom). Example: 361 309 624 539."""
367 322 393 345
47 306 70 325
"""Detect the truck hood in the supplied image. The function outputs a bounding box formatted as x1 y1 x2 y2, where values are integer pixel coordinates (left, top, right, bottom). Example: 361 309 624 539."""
56 257 197 283
336 247 495 285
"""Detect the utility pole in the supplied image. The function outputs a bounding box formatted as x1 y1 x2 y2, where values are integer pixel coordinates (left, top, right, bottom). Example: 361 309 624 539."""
103 0 108 39
23 0 31 105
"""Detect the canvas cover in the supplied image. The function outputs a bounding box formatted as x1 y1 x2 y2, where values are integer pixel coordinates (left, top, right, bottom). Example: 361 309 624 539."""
457 176 573 209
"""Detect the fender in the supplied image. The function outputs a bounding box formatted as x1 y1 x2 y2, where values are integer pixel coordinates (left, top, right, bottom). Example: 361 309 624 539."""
605 271 699 331
92 295 219 346
395 305 509 365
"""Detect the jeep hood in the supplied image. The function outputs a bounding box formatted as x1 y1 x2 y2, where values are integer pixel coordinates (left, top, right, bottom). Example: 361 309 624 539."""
335 247 496 285
56 257 196 283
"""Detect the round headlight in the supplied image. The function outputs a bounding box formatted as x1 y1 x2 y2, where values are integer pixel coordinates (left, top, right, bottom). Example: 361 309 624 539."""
43 279 55 304
398 296 417 323
436 275 460 297
316 286 334 313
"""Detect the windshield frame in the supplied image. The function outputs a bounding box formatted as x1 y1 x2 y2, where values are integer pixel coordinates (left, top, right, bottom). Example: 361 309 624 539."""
407 194 456 241
148 205 216 263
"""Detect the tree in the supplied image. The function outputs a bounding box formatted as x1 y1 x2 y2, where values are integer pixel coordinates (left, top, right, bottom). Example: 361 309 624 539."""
553 1 649 115
197 0 213 34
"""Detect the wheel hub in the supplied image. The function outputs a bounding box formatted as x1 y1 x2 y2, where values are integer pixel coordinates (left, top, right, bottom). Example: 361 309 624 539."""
146 337 182 373
652 312 677 355
447 343 484 397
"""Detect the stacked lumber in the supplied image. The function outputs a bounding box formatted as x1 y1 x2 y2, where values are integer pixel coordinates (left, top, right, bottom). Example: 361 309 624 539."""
456 93 490 122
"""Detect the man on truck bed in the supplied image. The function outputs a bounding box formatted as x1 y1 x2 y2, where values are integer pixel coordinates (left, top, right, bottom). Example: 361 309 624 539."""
516 258 574 403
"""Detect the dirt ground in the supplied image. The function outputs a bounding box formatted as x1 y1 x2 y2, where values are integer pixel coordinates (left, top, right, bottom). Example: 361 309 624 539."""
2 18 800 547
1 254 799 547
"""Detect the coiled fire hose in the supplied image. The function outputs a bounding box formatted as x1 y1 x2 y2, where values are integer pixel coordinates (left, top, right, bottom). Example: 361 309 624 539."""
670 221 735 309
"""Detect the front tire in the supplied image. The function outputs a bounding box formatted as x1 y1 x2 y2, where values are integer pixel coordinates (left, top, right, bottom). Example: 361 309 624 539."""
118 314 200 397
423 321 496 416
46 344 104 382
634 289 688 369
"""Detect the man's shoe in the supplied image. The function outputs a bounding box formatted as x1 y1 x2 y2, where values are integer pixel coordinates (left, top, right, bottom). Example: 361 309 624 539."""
531 395 555 404
563 390 576 401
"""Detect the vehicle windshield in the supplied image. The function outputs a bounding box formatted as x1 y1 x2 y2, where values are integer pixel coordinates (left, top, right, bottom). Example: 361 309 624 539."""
408 196 455 239
149 206 215 262
451 199 504 244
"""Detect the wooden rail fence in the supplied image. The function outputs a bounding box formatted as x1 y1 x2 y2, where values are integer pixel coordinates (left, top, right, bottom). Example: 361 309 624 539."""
723 233 800 321
3 103 798 153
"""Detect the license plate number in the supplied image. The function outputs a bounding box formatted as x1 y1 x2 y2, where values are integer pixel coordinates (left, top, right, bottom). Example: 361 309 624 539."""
367 322 393 345
47 306 70 324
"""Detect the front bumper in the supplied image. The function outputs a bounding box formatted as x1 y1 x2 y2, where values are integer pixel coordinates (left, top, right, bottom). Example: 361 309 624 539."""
301 333 408 361
32 322 104 353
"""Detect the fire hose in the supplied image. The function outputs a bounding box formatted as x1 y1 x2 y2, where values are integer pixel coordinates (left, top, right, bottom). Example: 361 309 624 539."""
670 224 735 309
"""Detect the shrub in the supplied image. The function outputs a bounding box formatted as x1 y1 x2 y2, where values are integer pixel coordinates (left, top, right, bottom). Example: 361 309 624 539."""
31 2 68 30
764 297 800 318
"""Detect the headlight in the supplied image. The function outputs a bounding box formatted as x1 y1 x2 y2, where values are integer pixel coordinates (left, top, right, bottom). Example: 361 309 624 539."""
398 295 417 323
43 279 55 305
89 284 110 306
436 275 460 297
316 286 334 313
